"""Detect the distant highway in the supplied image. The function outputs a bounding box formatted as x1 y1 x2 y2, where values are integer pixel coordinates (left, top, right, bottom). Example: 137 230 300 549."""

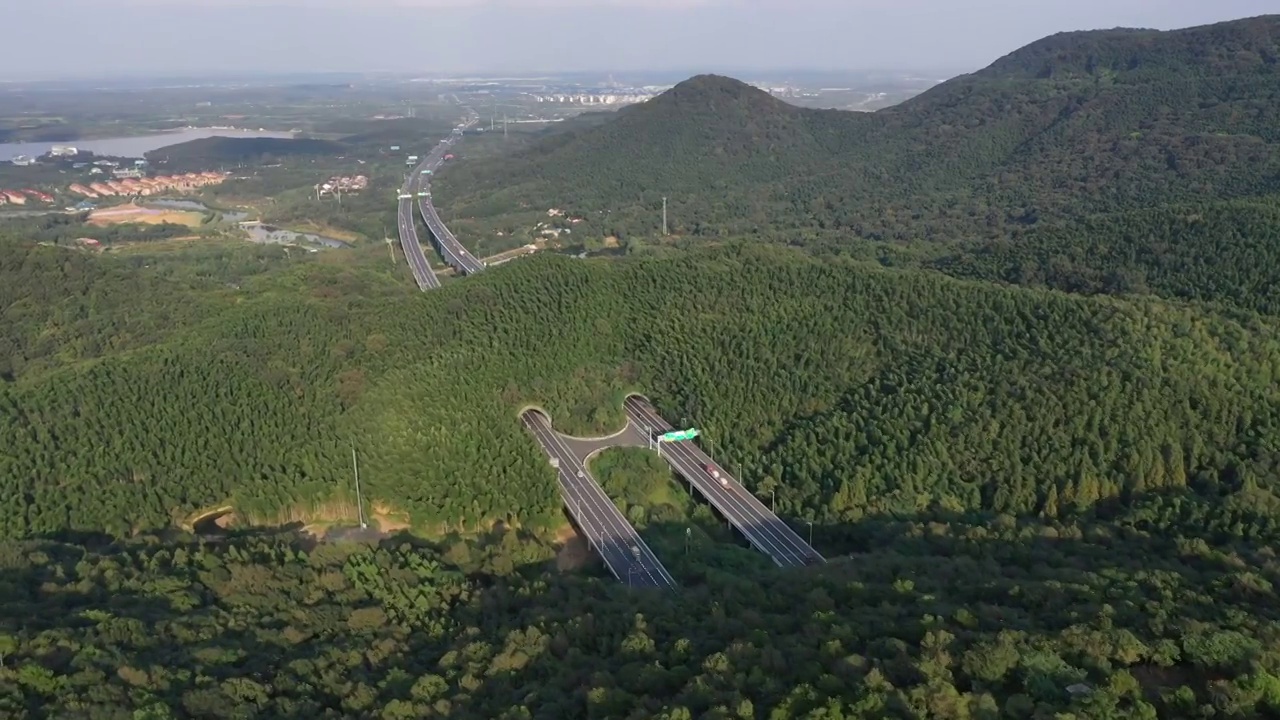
522 410 677 589
415 116 486 276
625 395 825 568
396 167 441 290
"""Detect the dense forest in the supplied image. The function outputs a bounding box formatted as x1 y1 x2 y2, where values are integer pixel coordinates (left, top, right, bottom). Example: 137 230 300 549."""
5 192 1280 714
432 16 1280 254
5 242 1280 548
5 511 1280 719
926 198 1280 315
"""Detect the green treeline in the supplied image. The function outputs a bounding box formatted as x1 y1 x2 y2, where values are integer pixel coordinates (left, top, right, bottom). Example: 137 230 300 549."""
0 240 305 381
2 516 1280 718
4 246 1280 545
928 198 1280 315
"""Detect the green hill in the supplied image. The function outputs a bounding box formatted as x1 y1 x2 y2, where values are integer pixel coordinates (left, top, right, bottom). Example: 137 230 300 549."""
145 136 348 167
5 243 1280 716
435 15 1280 247
5 244 1280 542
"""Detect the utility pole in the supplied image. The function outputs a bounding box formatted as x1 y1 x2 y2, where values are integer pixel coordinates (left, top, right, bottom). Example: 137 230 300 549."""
504 114 508 139
662 197 668 236
351 443 367 529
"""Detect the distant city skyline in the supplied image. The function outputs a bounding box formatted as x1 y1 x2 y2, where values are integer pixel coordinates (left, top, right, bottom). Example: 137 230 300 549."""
0 0 1274 81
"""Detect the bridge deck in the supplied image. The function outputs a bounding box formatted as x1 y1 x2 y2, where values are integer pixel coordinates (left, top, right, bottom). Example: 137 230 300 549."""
624 397 824 568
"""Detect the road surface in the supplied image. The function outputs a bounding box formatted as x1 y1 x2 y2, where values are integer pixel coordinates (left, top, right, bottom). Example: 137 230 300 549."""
522 410 677 590
624 395 825 568
395 185 440 290
416 117 486 275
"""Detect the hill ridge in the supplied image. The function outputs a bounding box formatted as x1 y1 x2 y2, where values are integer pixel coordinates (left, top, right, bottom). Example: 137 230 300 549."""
434 14 1280 252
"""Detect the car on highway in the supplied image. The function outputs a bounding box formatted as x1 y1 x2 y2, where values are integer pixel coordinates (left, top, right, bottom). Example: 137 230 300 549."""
705 463 729 486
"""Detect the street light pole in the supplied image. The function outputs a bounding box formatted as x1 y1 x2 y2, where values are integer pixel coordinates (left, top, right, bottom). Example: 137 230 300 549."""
351 443 367 530
807 520 813 547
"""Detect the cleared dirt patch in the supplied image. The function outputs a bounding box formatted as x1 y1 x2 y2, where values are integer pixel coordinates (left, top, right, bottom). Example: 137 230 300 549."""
554 523 592 571
370 502 412 533
89 203 204 227
189 499 413 539
483 244 539 266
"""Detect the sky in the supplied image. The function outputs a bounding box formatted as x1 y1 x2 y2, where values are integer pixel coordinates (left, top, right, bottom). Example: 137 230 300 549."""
2 0 1275 80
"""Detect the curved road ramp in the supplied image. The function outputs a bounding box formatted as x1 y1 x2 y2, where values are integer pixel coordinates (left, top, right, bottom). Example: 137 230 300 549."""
521 409 677 590
624 395 826 568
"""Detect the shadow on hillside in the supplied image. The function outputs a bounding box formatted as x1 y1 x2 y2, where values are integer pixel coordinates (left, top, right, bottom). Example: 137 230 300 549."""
4 506 1278 718
418 510 1280 718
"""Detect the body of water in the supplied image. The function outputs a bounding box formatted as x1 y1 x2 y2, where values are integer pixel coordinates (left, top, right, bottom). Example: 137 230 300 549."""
243 223 351 250
0 128 295 162
147 198 249 223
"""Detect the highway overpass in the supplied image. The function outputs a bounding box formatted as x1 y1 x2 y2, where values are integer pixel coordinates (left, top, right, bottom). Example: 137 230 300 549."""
522 409 677 590
396 167 441 290
624 395 825 568
416 116 486 276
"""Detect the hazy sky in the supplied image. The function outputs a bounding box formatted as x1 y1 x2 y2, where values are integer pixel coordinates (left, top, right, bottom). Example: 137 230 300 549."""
3 0 1274 79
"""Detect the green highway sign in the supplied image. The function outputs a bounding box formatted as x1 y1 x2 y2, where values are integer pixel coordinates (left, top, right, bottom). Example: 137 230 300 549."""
658 428 699 442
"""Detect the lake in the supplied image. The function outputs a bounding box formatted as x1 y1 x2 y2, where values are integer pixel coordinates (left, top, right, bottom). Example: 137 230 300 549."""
147 198 249 223
0 128 296 162
242 223 351 250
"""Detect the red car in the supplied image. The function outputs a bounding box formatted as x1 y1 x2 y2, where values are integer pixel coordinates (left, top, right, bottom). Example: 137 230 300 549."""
705 463 728 486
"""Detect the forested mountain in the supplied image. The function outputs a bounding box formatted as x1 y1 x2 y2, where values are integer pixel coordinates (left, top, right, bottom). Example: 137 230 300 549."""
5 14 1280 718
434 15 1280 248
928 198 1280 314
4 243 1280 543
